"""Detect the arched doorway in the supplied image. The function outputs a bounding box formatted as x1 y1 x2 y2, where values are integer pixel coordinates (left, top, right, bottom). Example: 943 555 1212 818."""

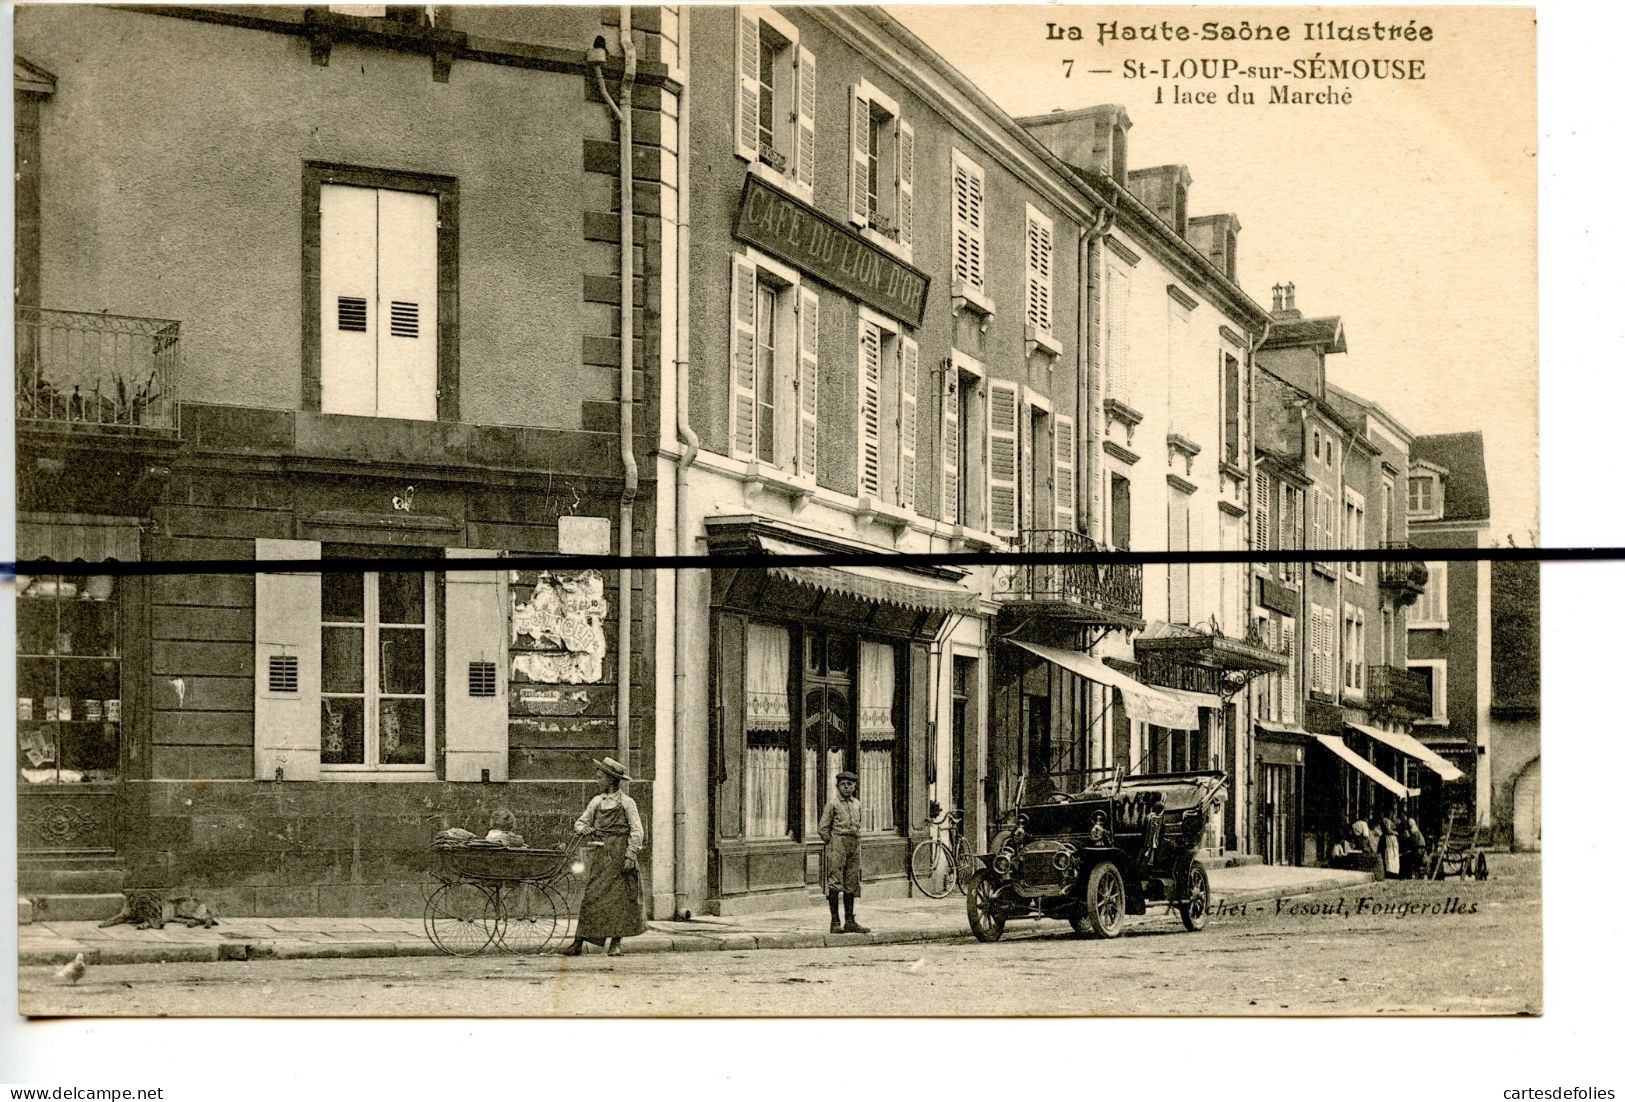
1512 756 1541 852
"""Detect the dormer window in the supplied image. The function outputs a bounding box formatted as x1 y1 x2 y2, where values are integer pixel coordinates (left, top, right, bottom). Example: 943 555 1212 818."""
1408 473 1442 519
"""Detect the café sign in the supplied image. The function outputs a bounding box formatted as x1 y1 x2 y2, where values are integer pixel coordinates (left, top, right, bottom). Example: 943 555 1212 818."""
734 173 929 328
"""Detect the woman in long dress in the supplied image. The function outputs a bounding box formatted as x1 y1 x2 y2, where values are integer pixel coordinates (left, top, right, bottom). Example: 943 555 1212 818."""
561 756 646 957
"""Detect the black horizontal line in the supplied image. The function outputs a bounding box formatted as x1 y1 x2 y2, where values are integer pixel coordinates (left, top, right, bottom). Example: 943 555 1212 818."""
1 546 1604 577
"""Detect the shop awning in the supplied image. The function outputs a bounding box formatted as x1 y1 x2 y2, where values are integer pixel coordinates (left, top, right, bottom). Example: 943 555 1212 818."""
1256 721 1312 738
16 513 141 563
1347 721 1467 782
757 536 977 615
1310 734 1419 799
1160 685 1223 714
1013 640 1199 730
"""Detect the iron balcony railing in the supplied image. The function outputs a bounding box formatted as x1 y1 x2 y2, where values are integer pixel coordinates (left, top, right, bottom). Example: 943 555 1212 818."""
995 529 1143 623
1369 664 1432 719
1378 541 1429 603
15 306 181 436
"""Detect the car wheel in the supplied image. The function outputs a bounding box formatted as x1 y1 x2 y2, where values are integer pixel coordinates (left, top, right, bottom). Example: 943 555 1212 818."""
966 870 1007 943
1083 861 1126 939
1178 860 1210 932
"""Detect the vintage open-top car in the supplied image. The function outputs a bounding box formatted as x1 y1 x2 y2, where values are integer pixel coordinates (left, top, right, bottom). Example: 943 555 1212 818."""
966 770 1226 941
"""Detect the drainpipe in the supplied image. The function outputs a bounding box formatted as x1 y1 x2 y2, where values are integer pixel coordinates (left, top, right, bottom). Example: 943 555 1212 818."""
589 14 639 765
671 6 698 920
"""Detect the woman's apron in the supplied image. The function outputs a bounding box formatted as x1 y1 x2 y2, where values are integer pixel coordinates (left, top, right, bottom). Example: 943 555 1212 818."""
576 796 646 942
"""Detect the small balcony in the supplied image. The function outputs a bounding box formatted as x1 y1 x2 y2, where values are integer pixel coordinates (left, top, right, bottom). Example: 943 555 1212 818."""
1369 664 1432 720
15 306 180 437
994 529 1144 628
1378 541 1429 606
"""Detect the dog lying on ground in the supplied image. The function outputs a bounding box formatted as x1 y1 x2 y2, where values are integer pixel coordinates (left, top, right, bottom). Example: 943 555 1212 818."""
98 891 219 930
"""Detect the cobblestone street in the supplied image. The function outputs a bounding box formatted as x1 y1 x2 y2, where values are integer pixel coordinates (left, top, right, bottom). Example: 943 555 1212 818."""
19 854 1540 1017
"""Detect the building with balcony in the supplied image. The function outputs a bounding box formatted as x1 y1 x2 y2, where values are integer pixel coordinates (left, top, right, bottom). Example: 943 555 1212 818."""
15 6 673 918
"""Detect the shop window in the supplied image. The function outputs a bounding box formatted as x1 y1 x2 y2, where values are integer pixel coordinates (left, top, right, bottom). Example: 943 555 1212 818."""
16 574 121 784
744 623 792 839
735 8 814 193
857 640 897 833
304 164 456 420
849 80 913 255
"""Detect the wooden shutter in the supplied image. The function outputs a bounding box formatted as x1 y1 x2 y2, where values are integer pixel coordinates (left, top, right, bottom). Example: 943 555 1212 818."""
952 153 985 290
320 184 379 417
714 612 746 840
254 538 321 781
1054 414 1076 532
794 46 816 188
736 8 760 161
444 548 508 782
987 379 1020 537
796 285 819 480
896 118 915 249
1025 208 1054 335
374 188 438 422
1106 264 1129 397
897 335 919 510
1255 470 1271 552
849 85 870 226
729 256 757 460
858 322 882 497
941 364 960 524
907 641 931 835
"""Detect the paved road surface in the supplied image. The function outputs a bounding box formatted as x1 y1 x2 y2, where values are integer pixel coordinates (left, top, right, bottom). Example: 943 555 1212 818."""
20 854 1540 1017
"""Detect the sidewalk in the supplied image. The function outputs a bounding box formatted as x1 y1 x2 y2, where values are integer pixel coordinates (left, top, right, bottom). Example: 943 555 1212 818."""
18 864 1373 967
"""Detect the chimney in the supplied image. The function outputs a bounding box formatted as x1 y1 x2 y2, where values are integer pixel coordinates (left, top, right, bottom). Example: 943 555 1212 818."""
1126 165 1192 237
1016 105 1132 187
1187 213 1241 283
1272 280 1303 320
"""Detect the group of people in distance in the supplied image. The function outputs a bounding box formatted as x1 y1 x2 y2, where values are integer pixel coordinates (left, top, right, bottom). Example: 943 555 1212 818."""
1332 812 1430 879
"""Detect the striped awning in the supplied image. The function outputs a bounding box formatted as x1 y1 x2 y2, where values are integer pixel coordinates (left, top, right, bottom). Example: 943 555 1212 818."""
758 536 976 615
1310 734 1418 799
1347 722 1467 782
15 513 141 563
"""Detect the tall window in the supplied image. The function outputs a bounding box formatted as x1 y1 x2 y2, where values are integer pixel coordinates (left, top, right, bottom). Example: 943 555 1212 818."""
730 256 819 478
1411 563 1449 628
1105 263 1131 401
951 151 987 294
857 315 918 509
313 176 445 420
1280 484 1303 585
744 623 792 839
1344 490 1366 581
858 641 897 832
736 9 814 189
1408 660 1448 724
1222 353 1241 465
1110 473 1132 550
1342 606 1365 693
1024 205 1056 346
849 81 912 251
320 570 435 769
1168 490 1191 624
1407 473 1440 518
943 359 986 529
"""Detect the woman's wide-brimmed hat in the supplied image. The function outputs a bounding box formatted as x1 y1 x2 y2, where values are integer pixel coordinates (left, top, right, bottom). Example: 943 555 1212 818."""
594 756 633 782
836 770 859 784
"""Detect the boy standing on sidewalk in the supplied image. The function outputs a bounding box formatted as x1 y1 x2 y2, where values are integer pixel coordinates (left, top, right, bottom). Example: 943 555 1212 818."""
819 770 870 934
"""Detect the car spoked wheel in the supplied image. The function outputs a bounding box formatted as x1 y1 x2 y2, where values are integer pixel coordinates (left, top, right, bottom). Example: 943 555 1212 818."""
1084 861 1126 939
966 870 1007 942
1178 860 1209 932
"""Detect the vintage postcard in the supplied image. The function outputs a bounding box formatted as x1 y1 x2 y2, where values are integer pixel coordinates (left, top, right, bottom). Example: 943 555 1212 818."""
12 0 1540 1037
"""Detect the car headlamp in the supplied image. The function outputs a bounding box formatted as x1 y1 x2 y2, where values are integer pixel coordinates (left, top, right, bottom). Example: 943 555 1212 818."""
992 848 1015 877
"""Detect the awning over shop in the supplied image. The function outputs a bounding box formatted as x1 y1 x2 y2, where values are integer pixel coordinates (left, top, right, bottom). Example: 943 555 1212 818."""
757 536 977 615
1346 721 1467 782
16 513 141 562
1159 686 1223 715
1310 734 1419 799
1013 640 1199 730
1256 721 1312 739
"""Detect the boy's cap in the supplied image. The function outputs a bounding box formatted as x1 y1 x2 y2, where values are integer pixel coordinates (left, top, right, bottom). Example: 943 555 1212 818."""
836 771 859 783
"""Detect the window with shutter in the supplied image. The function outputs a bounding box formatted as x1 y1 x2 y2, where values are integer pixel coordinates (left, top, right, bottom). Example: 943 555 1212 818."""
1255 470 1272 553
318 182 439 421
987 379 1020 537
1106 263 1130 400
736 8 760 161
1168 490 1191 624
896 120 915 250
941 362 960 524
795 46 816 188
849 85 871 227
729 257 758 460
951 151 986 292
848 80 908 256
444 547 507 781
897 336 919 510
255 538 321 781
1024 204 1055 337
858 322 883 498
797 286 819 480
1054 414 1076 532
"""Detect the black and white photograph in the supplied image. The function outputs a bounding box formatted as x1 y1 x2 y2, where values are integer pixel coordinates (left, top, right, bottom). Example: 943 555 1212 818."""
4 0 1606 1090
